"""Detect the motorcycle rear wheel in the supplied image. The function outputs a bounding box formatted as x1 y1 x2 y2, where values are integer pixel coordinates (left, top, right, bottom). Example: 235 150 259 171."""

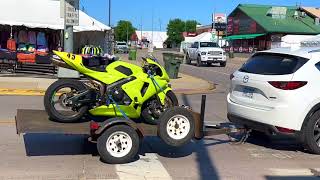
44 79 89 123
142 90 178 125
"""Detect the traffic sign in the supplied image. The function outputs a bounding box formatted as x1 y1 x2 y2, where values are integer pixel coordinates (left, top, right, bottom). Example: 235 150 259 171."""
65 0 79 26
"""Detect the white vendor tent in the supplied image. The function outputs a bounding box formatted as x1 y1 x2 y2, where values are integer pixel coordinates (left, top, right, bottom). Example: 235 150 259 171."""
0 0 111 32
281 35 316 48
135 31 168 48
180 32 227 53
300 35 320 47
0 0 111 53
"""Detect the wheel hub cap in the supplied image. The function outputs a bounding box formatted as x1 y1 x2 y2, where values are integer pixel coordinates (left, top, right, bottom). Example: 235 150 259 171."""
106 131 132 158
314 120 320 147
166 115 190 140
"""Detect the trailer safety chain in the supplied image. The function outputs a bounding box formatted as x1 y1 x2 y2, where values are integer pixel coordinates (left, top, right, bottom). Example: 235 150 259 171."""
228 128 252 145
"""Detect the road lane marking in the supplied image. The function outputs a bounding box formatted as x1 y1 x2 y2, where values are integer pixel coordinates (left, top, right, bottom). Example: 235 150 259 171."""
269 168 314 176
116 153 172 180
0 89 45 96
0 120 15 124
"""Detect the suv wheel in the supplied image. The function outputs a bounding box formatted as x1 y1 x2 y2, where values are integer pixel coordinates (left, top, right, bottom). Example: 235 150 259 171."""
196 56 201 67
186 54 191 64
302 110 320 154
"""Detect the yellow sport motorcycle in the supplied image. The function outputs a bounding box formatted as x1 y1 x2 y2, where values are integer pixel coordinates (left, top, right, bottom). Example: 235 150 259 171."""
44 51 178 124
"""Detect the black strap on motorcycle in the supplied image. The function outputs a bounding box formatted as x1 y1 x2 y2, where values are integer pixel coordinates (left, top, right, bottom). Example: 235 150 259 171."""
108 94 129 120
147 70 164 93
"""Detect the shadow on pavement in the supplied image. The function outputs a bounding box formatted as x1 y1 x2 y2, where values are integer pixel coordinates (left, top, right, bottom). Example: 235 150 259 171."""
23 132 228 179
266 176 319 180
246 133 306 153
23 133 97 156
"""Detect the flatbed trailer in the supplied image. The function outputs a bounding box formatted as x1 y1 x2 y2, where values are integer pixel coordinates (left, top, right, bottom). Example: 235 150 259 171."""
15 95 246 164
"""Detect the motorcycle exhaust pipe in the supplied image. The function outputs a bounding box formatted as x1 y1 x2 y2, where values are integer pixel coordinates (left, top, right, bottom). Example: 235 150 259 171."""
51 57 74 70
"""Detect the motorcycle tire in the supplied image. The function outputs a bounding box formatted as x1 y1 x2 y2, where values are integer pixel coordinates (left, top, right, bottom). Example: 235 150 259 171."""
142 90 178 125
158 106 195 147
44 79 89 123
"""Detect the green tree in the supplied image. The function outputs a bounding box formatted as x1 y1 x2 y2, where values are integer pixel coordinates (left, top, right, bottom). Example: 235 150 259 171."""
166 19 185 46
114 20 136 42
185 20 198 33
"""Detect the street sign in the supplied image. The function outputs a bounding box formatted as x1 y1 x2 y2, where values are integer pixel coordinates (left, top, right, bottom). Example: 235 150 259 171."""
65 0 79 26
212 13 227 32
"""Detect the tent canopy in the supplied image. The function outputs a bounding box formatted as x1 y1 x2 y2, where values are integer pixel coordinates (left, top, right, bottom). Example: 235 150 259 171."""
0 0 110 32
135 31 168 48
184 32 214 43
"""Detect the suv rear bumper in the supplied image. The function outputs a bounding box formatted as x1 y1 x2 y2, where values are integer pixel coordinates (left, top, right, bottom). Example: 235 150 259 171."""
227 113 298 136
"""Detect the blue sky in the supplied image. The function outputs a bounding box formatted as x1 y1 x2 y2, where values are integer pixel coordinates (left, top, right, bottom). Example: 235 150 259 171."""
80 0 319 31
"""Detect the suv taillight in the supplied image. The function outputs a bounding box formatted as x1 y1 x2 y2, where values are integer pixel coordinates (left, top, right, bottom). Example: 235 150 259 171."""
268 81 307 90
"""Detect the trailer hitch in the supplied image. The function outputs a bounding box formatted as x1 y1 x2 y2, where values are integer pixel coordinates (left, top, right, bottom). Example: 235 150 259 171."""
193 95 251 144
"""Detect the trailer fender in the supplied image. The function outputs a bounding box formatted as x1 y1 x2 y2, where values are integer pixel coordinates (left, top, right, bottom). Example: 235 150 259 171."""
94 118 141 136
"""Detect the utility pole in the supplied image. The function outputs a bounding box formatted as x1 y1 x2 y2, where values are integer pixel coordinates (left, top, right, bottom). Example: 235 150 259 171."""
58 0 79 78
126 23 129 43
140 16 143 45
151 10 154 44
108 0 111 26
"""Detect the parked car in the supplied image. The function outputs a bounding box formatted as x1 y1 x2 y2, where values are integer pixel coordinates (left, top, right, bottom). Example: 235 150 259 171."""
115 41 129 54
227 47 320 154
186 41 227 67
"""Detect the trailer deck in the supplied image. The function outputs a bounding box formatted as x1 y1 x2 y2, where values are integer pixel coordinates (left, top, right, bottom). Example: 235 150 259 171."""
15 109 160 137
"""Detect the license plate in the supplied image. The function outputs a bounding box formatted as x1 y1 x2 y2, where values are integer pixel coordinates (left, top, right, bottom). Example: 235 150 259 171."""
242 87 254 98
208 57 217 60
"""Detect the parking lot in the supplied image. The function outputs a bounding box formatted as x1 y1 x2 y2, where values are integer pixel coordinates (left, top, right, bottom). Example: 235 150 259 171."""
0 49 320 179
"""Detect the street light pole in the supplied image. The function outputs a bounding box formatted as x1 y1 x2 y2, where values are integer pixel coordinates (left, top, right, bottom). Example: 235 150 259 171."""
126 23 129 43
108 0 111 27
107 0 112 54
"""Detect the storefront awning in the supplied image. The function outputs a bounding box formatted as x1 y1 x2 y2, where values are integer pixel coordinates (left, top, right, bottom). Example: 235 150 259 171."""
224 33 265 40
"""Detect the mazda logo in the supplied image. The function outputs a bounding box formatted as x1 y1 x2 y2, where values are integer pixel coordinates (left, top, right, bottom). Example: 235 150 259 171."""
243 75 249 83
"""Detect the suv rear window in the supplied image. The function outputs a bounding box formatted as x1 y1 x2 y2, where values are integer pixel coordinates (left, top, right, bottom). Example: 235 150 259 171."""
239 53 308 75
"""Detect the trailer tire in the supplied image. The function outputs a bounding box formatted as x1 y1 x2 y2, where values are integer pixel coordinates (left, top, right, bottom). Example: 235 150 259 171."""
158 107 195 147
97 125 140 164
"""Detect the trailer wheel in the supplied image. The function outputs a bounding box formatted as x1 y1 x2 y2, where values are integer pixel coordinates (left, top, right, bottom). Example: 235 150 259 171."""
97 125 140 164
158 107 195 147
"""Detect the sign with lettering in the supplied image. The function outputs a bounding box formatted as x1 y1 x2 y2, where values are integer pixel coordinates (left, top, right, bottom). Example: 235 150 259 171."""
65 0 79 26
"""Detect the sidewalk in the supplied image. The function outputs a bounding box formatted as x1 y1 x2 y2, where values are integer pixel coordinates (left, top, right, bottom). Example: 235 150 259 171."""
0 72 214 96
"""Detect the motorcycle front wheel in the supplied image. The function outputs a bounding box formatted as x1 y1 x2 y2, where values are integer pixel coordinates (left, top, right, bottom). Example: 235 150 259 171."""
44 79 89 123
142 90 178 125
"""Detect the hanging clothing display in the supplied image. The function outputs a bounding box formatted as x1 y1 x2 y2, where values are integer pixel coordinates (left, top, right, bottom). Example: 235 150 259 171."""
28 31 36 45
14 32 18 43
1 31 10 48
18 30 28 43
7 39 16 51
36 32 46 46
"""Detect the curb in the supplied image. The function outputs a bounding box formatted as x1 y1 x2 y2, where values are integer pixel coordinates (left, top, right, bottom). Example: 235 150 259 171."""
174 81 215 95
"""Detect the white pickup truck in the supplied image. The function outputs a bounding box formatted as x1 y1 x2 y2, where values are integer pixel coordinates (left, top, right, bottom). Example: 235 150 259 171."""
186 41 227 67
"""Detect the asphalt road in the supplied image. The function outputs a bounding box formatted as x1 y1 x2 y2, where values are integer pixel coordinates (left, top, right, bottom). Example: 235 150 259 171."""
1 51 320 179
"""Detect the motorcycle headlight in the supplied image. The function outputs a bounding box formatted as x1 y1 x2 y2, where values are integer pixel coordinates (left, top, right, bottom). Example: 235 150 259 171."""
201 52 207 55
